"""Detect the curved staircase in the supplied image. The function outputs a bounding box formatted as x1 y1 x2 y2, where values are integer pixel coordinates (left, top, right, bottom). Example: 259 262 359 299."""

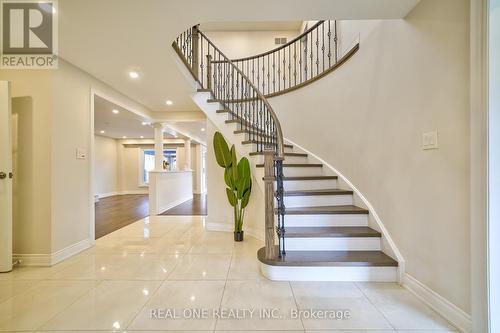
173 22 399 282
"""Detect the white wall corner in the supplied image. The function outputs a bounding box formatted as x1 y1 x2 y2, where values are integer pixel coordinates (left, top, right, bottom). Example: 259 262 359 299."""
403 273 472 333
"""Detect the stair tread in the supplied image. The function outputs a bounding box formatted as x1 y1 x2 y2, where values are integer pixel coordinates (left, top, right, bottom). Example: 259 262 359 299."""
281 205 369 215
251 152 307 157
257 247 397 267
285 226 381 238
197 89 212 93
256 163 322 168
242 140 293 149
283 176 338 181
284 189 353 196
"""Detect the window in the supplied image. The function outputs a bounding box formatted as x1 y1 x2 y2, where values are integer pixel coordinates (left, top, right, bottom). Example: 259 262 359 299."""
140 149 177 185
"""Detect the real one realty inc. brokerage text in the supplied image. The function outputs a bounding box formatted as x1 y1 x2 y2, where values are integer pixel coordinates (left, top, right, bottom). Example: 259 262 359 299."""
150 308 351 320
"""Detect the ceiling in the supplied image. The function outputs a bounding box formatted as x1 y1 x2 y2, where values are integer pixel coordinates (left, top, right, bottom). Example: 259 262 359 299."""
58 0 421 113
166 120 207 144
94 95 206 142
94 95 174 139
201 21 303 32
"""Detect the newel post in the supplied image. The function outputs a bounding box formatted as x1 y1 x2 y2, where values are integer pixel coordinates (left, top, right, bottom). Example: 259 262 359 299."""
263 148 278 259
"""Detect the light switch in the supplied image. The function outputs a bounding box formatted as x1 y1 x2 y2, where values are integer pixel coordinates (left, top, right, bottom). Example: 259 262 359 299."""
76 148 87 159
422 130 438 150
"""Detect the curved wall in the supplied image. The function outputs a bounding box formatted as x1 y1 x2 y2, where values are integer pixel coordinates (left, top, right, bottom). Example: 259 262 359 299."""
269 0 470 314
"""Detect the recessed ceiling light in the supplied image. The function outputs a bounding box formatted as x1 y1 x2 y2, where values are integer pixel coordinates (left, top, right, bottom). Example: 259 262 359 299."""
166 100 173 105
112 109 119 114
201 128 205 132
140 136 144 139
141 121 148 126
129 71 139 79
122 136 127 139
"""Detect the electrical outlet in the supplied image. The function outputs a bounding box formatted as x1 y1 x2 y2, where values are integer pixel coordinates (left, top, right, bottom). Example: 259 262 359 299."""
76 148 87 159
422 130 439 150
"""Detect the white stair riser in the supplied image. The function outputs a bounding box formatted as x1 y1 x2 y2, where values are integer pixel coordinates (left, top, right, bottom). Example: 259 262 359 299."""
261 264 398 282
253 155 309 164
282 179 338 191
283 167 323 177
285 237 381 251
284 214 368 227
283 194 353 207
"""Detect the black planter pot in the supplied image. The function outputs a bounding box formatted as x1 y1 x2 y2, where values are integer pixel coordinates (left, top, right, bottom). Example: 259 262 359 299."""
234 231 244 242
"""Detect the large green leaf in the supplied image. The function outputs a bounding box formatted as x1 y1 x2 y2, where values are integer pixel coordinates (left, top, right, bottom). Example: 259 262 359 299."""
236 176 251 199
237 157 251 179
213 132 231 168
230 145 238 181
224 167 235 190
241 188 251 209
226 188 237 207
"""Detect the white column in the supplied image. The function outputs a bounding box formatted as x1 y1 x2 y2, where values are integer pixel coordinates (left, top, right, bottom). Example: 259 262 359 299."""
153 123 164 171
184 139 192 170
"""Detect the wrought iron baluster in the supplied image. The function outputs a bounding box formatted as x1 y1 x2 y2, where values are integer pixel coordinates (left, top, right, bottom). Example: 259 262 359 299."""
334 20 338 63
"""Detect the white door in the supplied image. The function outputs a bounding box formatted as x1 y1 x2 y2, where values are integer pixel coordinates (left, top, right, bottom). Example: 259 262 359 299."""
0 81 13 272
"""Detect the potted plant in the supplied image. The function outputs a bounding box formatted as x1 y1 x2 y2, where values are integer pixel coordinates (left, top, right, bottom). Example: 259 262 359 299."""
213 131 252 241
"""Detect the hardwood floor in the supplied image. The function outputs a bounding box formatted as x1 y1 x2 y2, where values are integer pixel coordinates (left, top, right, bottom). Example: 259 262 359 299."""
160 194 207 216
94 194 149 239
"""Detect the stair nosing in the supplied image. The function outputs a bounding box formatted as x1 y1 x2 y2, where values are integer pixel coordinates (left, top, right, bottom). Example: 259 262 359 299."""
257 247 398 267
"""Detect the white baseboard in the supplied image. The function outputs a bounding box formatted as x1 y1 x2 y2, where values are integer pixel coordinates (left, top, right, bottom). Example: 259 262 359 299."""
13 238 92 267
96 190 148 199
12 253 51 266
97 191 120 199
403 273 472 333
121 189 148 195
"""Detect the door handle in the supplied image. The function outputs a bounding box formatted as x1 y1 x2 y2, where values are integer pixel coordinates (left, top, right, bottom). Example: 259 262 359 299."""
9 172 13 179
0 172 6 179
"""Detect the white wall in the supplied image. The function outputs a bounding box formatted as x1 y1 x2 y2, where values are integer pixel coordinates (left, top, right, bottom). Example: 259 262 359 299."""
205 120 265 238
93 135 118 196
204 30 300 59
266 0 470 314
489 1 500 331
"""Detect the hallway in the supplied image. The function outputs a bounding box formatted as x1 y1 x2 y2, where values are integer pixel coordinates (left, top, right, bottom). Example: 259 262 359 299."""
94 194 149 239
0 215 456 332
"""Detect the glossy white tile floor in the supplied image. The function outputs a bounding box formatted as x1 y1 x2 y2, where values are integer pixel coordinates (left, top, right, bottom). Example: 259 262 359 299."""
0 215 457 332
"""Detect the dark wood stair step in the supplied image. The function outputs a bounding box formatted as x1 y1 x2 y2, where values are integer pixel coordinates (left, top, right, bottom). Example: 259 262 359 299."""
250 152 307 158
257 247 397 267
242 140 293 149
257 163 322 168
284 189 352 196
279 205 369 215
284 226 380 238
